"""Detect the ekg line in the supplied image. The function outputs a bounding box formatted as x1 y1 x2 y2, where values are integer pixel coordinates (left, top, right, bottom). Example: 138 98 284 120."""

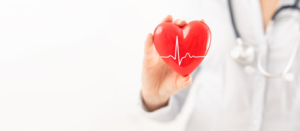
160 36 205 66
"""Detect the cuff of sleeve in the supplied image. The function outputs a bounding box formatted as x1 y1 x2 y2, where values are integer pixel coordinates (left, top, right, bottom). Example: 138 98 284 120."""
139 94 179 122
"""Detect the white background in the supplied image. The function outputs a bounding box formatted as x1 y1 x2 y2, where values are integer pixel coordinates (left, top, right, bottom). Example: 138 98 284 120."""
0 0 203 130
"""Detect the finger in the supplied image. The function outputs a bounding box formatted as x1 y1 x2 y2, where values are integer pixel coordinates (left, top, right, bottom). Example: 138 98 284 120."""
173 19 187 27
200 19 205 23
172 19 180 24
176 74 192 90
160 15 173 23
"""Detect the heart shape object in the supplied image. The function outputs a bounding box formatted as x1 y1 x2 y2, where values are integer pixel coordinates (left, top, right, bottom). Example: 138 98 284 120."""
153 21 211 76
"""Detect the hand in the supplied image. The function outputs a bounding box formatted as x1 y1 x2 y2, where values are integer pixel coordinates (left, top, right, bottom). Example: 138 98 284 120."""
141 15 193 111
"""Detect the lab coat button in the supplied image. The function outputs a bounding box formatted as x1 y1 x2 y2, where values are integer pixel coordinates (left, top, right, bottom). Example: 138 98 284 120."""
253 119 260 126
244 65 255 74
257 82 264 88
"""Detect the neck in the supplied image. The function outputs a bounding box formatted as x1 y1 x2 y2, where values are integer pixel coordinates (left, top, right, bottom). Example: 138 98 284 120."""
260 0 281 30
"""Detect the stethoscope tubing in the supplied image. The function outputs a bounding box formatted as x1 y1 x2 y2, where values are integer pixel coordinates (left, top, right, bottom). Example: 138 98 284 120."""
257 33 300 77
228 0 300 78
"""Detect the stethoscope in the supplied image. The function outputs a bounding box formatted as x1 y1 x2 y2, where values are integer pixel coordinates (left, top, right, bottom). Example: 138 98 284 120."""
229 0 300 81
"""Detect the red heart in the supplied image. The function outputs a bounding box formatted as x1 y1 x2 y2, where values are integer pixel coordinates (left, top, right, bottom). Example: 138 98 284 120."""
153 21 211 76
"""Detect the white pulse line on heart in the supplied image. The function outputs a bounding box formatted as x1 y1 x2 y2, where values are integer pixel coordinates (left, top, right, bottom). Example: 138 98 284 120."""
160 36 205 66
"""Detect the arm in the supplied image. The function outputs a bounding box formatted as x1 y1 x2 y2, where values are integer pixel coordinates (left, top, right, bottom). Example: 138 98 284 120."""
141 15 192 111
140 16 201 121
140 84 192 122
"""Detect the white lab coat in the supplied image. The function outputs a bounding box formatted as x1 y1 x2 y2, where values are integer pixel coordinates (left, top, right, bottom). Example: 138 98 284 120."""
140 0 300 131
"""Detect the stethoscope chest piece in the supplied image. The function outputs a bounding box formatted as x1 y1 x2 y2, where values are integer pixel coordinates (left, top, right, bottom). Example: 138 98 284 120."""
230 38 255 65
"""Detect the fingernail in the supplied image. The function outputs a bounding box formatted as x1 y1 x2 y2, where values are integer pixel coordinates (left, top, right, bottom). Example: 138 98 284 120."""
182 75 191 84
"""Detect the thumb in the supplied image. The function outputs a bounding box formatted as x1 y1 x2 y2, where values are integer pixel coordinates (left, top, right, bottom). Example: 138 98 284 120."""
176 75 192 90
144 33 154 56
143 33 155 61
143 33 159 68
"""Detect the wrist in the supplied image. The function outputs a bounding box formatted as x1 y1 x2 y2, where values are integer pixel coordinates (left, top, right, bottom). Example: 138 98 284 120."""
141 89 170 111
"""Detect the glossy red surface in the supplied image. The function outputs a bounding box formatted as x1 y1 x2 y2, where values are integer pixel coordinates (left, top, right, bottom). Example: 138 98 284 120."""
153 21 211 76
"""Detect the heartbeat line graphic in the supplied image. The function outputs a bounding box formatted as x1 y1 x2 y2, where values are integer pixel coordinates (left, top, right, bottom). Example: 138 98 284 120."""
160 36 205 66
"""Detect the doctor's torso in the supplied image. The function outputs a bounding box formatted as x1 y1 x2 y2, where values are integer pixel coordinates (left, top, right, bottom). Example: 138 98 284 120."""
184 0 300 130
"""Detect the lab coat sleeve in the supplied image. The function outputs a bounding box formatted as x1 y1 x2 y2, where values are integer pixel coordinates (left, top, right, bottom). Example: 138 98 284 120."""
139 84 192 122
